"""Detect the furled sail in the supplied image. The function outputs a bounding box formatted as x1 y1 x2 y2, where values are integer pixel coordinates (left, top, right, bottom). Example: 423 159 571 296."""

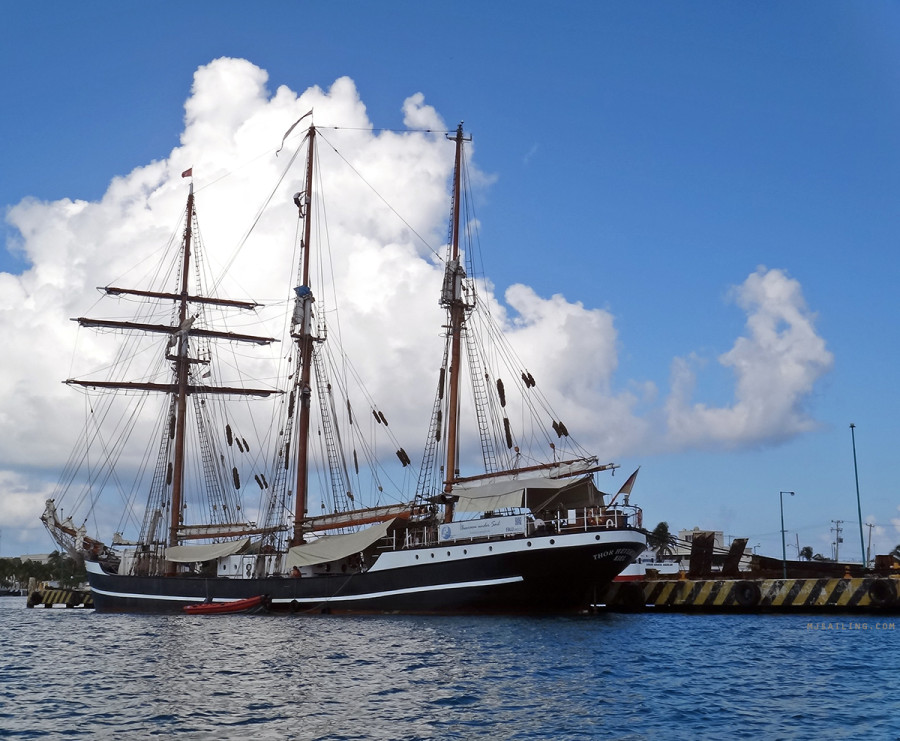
285 519 394 568
165 537 250 563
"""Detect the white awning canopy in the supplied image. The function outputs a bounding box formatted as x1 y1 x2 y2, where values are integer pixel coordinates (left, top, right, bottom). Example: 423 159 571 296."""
286 519 395 568
452 475 605 513
165 537 250 563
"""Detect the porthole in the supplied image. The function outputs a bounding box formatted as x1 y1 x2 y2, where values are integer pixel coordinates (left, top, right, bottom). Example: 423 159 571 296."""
527 541 532 547
489 546 493 552
595 534 601 541
415 554 419 560
463 549 468 554
431 553 435 558
549 539 555 545
447 551 451 557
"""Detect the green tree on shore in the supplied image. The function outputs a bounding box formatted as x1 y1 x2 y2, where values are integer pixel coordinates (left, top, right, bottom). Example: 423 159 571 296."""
0 552 86 588
647 521 675 556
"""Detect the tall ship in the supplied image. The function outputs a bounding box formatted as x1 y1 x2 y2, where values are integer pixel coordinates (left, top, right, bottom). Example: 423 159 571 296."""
43 120 646 613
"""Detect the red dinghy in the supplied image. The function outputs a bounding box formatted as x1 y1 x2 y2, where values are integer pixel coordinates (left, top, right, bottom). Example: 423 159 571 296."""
183 595 268 615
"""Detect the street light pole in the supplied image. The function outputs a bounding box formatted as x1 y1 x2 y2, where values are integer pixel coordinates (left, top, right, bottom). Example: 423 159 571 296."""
780 490 795 580
850 423 867 569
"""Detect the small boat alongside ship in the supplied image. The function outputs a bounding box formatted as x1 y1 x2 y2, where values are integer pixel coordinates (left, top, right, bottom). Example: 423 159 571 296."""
43 119 646 614
183 594 269 615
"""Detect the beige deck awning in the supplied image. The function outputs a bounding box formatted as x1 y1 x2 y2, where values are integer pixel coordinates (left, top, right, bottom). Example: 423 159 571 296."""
452 475 605 513
285 519 395 568
165 537 250 563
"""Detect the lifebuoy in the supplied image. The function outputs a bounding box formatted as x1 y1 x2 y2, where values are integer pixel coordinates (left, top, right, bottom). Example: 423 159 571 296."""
734 580 761 608
868 579 896 607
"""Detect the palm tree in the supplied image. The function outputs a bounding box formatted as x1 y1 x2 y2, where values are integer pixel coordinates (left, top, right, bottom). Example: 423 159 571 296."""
47 550 64 575
647 521 675 557
800 546 814 561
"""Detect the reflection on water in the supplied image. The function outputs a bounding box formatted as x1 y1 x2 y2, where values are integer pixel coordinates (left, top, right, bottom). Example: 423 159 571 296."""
1 598 896 739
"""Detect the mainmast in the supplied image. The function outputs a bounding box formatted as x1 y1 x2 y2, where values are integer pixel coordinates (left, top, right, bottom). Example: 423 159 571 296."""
441 123 472 523
291 124 317 545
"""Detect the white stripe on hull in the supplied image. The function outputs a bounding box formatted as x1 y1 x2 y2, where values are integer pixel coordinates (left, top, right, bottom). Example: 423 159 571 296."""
268 576 524 604
88 572 525 605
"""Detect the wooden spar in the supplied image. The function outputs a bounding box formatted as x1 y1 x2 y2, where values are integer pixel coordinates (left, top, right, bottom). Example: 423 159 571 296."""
448 459 618 486
301 503 413 533
71 317 276 345
170 187 194 548
176 523 287 539
293 124 316 545
64 379 279 397
101 286 262 310
442 123 470 524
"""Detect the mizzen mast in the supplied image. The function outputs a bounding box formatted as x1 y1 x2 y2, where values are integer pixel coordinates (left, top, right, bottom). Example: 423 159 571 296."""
441 123 472 523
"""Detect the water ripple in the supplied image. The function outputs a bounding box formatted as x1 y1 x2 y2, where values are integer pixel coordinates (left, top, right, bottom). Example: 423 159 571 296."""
2 600 898 739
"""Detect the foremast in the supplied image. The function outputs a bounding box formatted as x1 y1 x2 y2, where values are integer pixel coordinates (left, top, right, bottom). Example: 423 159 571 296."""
170 185 194 546
66 181 279 550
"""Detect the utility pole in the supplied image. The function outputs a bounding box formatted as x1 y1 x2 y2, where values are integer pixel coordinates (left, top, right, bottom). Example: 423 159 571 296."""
780 491 795 580
865 522 875 569
831 520 844 562
850 424 866 568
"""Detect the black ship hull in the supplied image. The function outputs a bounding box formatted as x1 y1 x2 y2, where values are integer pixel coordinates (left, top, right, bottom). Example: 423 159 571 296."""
86 528 646 614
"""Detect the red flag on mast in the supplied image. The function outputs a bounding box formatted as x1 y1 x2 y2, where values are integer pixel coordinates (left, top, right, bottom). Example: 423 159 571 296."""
608 467 640 506
181 167 193 178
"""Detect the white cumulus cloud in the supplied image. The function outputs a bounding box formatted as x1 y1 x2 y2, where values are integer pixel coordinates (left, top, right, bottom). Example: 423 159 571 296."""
664 266 833 450
0 59 835 551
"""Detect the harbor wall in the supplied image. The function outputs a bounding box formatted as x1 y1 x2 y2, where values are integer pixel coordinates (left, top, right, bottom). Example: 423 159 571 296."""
600 575 900 613
26 586 93 608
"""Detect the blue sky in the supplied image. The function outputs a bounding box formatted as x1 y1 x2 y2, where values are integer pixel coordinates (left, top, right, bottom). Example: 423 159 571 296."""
2 1 899 560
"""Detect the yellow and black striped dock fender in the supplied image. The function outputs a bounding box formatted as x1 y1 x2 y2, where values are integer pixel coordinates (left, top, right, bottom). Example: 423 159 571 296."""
867 579 896 607
602 576 900 612
733 580 761 607
26 587 90 608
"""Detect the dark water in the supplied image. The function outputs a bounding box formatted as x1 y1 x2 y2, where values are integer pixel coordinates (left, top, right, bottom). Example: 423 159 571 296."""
1 597 897 740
